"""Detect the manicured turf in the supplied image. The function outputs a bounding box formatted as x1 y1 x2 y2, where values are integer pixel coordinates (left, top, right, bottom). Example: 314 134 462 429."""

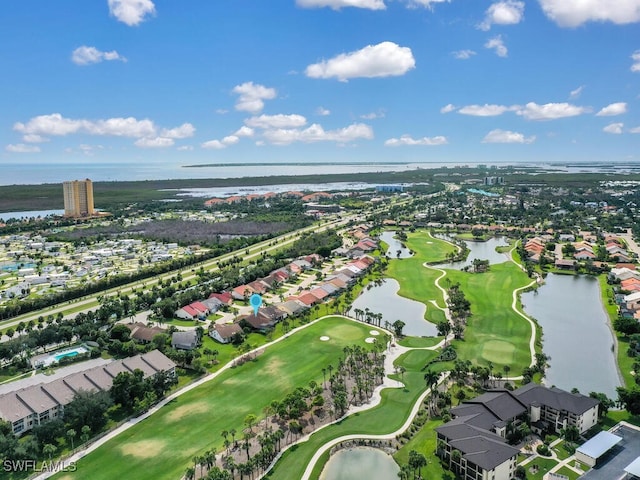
55 317 382 480
267 349 439 479
394 418 451 479
386 231 453 324
397 336 442 348
445 262 532 370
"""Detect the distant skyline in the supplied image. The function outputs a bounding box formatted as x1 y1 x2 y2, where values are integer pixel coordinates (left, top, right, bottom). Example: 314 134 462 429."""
1 0 639 166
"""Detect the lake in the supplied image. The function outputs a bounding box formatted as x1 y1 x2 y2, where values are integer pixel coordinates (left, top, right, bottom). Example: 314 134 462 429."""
0 209 65 220
433 235 509 270
350 278 437 337
379 231 413 259
521 273 621 399
319 447 400 480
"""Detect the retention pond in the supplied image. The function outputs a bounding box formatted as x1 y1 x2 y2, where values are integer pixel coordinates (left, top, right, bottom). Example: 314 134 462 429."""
319 447 399 480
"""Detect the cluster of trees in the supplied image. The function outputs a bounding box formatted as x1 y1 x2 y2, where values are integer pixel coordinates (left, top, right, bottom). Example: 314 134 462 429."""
520 352 550 384
111 369 177 414
437 282 471 342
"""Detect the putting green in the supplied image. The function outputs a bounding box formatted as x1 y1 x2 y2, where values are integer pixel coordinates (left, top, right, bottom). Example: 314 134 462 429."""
481 340 516 364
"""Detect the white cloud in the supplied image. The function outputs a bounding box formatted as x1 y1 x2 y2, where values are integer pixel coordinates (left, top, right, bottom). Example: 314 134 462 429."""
596 102 627 116
245 114 307 129
232 82 277 113
482 129 535 143
234 126 255 137
516 102 590 120
5 143 41 153
86 117 156 137
201 135 241 150
360 110 385 119
403 0 451 8
479 1 525 30
134 137 174 148
632 50 640 72
603 123 624 134
296 0 386 10
108 0 156 26
440 104 456 113
14 113 85 137
316 107 331 116
485 35 508 57
72 46 126 65
629 126 640 133
458 104 515 116
538 0 640 27
262 122 373 145
569 85 584 99
305 41 415 81
215 109 229 115
160 123 195 139
22 134 48 143
452 49 476 60
384 135 448 146
177 145 194 151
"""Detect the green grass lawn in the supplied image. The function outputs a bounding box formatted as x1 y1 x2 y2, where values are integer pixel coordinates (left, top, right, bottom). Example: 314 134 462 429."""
54 317 382 480
267 348 440 480
393 418 453 479
556 465 581 480
445 262 532 371
525 456 560 480
386 231 453 325
397 336 442 348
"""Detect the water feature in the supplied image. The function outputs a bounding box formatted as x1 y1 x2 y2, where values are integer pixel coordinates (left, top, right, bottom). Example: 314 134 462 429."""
521 274 621 399
319 447 400 480
379 231 413 259
351 278 437 337
0 209 64 221
433 235 509 270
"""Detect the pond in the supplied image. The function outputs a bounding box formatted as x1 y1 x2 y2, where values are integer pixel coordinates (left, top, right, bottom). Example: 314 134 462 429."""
379 231 413 259
433 235 509 270
350 278 437 337
319 447 400 480
0 209 64 221
521 273 621 399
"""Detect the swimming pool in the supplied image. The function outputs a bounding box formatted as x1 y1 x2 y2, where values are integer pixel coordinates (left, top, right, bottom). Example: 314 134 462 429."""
36 346 89 367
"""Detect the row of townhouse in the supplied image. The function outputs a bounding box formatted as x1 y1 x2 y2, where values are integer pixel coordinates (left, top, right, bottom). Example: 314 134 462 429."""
211 254 376 341
0 350 175 436
436 384 599 480
613 265 640 320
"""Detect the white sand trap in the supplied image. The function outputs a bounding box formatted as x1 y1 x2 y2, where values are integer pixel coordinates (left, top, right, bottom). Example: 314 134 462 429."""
365 337 376 343
425 241 433 244
369 330 380 336
320 336 330 341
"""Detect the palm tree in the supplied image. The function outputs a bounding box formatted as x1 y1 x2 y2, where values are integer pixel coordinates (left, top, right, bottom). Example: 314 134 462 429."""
43 443 56 462
66 428 76 450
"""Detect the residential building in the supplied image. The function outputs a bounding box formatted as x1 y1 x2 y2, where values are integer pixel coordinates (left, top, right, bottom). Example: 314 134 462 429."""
63 179 95 218
209 323 243 344
171 331 199 350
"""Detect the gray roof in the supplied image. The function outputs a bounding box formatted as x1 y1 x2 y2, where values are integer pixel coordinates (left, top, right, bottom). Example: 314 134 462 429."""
465 390 527 421
122 355 157 377
513 384 599 415
576 431 622 459
172 330 198 348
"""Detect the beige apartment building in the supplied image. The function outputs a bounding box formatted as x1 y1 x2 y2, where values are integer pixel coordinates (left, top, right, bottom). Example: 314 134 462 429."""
63 179 95 217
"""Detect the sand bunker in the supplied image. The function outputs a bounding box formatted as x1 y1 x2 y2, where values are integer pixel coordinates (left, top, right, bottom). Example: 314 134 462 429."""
320 336 330 341
365 337 376 343
369 330 380 336
165 401 209 422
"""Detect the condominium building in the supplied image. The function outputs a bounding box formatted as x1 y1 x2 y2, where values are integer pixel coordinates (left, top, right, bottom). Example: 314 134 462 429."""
63 179 95 217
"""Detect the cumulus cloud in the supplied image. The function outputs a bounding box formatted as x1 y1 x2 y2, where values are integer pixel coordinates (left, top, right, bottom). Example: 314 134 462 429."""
630 126 640 133
296 0 386 9
262 123 373 145
538 0 640 27
596 102 627 116
305 41 415 81
569 85 585 99
485 36 508 57
108 0 156 26
482 129 535 143
384 135 448 146
6 143 41 153
245 114 307 129
234 126 255 137
440 104 456 114
72 46 126 65
603 123 624 134
452 49 476 60
632 50 640 72
360 110 385 119
201 134 242 150
479 1 525 30
177 145 194 151
402 0 451 8
134 137 174 148
201 140 226 150
316 107 331 116
13 113 191 148
458 104 515 116
516 102 590 120
232 82 277 113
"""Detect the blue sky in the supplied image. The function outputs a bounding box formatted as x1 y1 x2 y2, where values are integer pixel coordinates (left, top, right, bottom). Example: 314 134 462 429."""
1 0 639 166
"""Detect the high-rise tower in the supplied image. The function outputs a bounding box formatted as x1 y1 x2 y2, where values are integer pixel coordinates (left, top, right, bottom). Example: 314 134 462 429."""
63 179 95 217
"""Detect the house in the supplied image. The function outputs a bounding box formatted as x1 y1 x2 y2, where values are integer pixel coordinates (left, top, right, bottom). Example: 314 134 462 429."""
609 267 640 282
239 312 278 332
209 323 243 344
126 323 166 344
248 280 269 294
574 250 596 260
275 300 307 316
209 292 233 306
260 306 287 322
201 297 223 312
624 291 640 310
171 331 199 350
309 287 329 301
232 285 254 300
175 304 200 320
296 292 321 306
0 350 175 436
